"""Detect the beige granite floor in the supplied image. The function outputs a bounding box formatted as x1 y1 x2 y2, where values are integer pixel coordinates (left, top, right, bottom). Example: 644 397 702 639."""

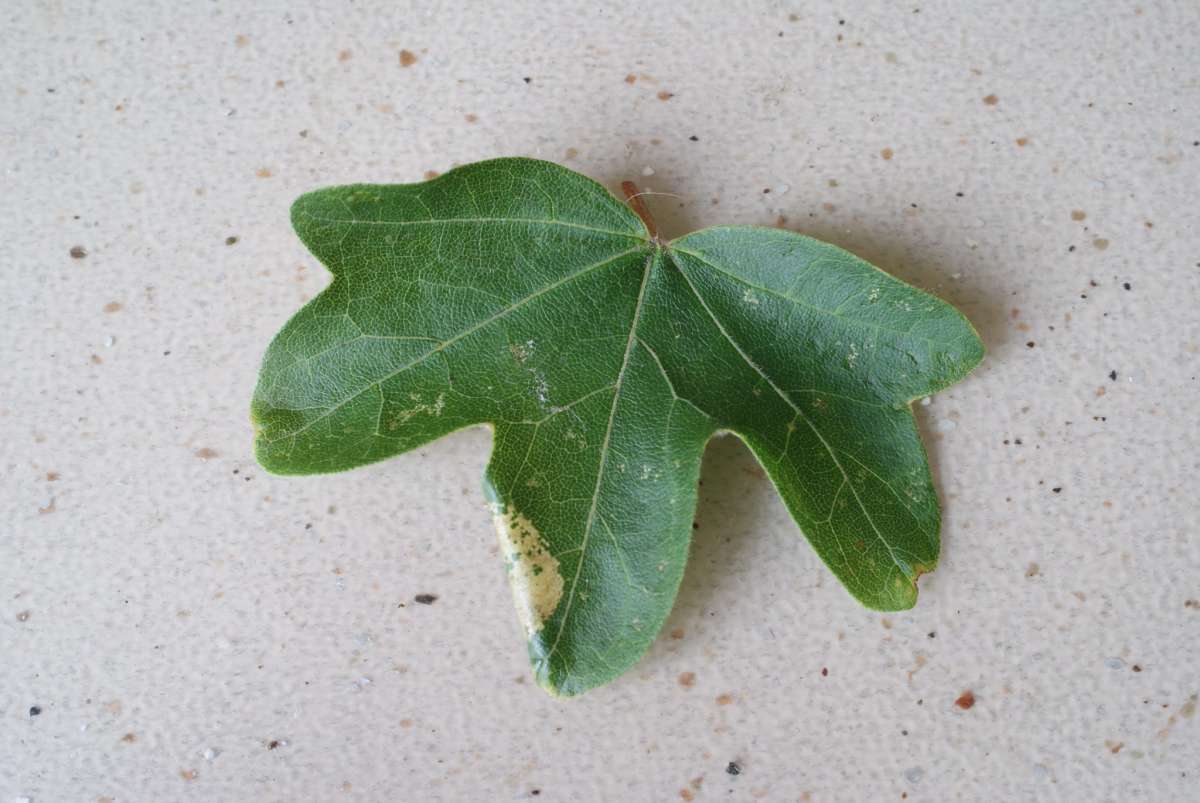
3 1 1198 801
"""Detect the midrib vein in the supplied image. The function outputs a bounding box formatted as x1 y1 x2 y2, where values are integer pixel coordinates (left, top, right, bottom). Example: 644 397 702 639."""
546 250 656 661
262 246 646 444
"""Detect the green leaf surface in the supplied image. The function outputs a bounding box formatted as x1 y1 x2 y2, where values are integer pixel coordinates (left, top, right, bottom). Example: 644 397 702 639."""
251 157 983 697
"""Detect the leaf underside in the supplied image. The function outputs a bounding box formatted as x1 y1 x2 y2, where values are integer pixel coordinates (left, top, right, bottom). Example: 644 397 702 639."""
252 158 984 697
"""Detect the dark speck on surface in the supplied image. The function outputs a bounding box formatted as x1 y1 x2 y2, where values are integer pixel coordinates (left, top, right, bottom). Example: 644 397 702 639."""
29 705 42 717
1109 370 1117 381
1123 282 1131 290
414 593 438 605
955 690 976 709
70 245 87 259
689 135 699 141
726 761 742 776
225 236 238 246
1052 487 1063 493
523 77 532 84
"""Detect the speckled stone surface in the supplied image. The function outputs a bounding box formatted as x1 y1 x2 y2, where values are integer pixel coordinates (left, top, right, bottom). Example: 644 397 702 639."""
3 2 1198 801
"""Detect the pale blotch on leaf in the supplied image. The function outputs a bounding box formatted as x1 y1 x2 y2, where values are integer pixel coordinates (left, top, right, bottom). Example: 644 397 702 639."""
491 507 564 638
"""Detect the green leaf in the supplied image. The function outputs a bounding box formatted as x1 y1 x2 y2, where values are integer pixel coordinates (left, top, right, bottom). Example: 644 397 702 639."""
251 157 983 697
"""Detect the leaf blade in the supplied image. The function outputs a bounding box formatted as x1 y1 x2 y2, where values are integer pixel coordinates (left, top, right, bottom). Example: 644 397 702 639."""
252 158 985 695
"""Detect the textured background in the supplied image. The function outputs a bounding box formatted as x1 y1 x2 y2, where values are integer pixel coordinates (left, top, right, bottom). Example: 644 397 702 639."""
3 1 1198 801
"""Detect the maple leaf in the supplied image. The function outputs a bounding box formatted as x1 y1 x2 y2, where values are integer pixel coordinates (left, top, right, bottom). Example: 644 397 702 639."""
252 158 983 696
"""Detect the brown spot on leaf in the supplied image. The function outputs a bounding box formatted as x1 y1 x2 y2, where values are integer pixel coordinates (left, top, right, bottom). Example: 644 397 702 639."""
399 50 418 67
955 690 976 709
678 671 696 688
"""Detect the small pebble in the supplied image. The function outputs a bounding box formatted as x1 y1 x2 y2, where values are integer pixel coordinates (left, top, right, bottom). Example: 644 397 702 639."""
104 335 115 347
203 748 217 761
904 767 924 784
775 183 790 195
641 166 655 176
919 396 932 406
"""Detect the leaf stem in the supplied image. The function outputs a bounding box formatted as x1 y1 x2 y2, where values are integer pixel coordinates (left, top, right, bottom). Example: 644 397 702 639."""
621 181 659 240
